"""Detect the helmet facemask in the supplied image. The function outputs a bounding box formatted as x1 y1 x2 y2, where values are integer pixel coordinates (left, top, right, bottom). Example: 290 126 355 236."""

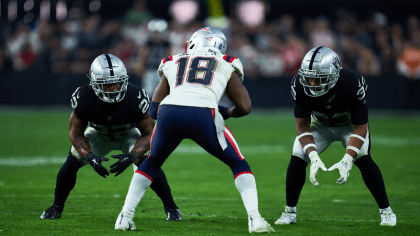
88 54 129 103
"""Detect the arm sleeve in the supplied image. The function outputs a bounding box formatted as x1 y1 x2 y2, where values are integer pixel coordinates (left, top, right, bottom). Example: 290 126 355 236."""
294 102 311 118
350 102 368 125
349 73 369 125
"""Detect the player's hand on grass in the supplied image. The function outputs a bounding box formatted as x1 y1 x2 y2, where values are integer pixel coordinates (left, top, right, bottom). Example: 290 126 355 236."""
328 154 353 184
86 152 109 178
308 151 327 187
110 151 138 177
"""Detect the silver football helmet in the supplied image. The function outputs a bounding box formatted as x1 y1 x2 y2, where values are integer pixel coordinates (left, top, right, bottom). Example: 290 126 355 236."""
88 54 129 103
298 46 342 97
185 27 227 54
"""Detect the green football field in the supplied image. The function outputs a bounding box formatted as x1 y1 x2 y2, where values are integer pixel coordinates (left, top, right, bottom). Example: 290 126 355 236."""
1 106 419 236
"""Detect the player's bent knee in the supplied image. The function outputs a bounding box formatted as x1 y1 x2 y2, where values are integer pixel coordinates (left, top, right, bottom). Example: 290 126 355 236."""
137 158 161 179
62 152 83 170
230 160 252 177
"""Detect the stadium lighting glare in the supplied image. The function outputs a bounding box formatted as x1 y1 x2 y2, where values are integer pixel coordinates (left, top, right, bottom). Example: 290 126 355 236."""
237 0 265 27
40 0 50 20
8 0 17 22
24 0 34 12
24 12 34 24
170 0 199 25
56 0 67 22
89 0 101 13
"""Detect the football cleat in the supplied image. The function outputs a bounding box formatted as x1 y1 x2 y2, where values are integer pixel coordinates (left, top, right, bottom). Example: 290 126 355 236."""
275 206 296 225
40 205 63 219
165 207 182 221
380 208 396 226
248 213 275 233
115 211 136 231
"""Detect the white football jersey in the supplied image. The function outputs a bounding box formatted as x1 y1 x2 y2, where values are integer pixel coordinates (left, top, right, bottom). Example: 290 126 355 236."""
157 50 244 108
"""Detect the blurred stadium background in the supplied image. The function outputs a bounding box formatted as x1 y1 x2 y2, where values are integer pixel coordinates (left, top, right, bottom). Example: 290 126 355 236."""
0 0 419 109
1 1 420 235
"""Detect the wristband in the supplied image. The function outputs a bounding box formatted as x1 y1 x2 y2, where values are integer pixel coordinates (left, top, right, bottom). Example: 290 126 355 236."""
218 106 229 120
350 134 365 143
346 145 360 154
129 151 139 160
297 132 313 140
149 101 160 120
308 151 318 162
303 143 316 153
343 153 354 162
86 152 94 160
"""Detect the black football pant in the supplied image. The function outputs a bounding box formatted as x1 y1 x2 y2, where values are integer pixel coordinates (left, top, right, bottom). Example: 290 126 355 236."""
52 152 178 210
284 155 390 209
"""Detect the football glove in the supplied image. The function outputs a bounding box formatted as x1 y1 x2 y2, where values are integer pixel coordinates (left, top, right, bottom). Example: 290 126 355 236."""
86 152 109 178
308 151 327 187
328 154 353 184
218 106 230 120
110 151 139 177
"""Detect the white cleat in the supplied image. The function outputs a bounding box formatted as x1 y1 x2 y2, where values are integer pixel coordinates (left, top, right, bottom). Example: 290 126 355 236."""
275 206 296 225
248 213 275 233
115 211 136 231
380 208 396 226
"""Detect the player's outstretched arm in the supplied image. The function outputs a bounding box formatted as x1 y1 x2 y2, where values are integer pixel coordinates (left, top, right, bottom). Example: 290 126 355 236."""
295 117 327 187
224 72 252 118
69 111 109 178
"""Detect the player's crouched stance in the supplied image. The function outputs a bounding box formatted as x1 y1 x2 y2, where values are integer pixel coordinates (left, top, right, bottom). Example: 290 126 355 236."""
115 27 274 233
41 54 181 221
275 46 396 227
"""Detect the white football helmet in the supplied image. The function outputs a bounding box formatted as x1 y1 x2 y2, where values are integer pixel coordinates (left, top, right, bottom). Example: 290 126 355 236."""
185 27 227 54
88 54 129 103
298 46 342 97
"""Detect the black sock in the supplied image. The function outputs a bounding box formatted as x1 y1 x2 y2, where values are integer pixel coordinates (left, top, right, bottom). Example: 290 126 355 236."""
285 156 308 207
53 154 82 208
355 156 390 209
149 168 177 209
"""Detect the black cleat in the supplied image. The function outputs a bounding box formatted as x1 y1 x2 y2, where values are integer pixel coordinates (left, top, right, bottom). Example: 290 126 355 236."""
164 207 182 221
40 205 63 219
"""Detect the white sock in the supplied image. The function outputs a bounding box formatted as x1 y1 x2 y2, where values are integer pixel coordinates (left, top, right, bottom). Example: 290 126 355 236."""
122 173 152 217
235 173 259 216
286 206 296 212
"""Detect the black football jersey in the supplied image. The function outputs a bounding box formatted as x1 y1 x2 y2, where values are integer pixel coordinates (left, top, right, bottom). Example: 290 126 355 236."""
292 68 368 127
70 83 150 141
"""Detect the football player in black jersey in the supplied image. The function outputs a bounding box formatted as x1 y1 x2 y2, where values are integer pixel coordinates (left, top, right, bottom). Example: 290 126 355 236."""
275 47 396 226
40 54 181 221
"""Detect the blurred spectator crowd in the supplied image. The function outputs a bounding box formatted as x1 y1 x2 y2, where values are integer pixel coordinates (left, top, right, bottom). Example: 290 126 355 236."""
0 0 419 89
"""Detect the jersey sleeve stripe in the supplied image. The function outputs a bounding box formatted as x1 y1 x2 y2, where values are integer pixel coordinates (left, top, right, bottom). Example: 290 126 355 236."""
223 55 238 63
162 56 173 64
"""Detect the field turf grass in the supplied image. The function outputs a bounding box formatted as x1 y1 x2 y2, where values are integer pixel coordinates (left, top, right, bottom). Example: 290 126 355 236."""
1 106 419 235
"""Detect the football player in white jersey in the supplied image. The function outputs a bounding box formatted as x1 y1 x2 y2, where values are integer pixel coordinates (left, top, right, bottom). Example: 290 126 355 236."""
114 27 275 233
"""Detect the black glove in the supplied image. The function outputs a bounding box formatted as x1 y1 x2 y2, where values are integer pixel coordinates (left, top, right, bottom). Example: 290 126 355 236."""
218 106 230 120
86 152 109 178
110 151 139 177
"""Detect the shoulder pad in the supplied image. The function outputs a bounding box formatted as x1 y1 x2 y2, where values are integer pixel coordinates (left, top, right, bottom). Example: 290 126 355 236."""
341 69 368 101
157 56 174 77
223 55 244 82
161 56 174 64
